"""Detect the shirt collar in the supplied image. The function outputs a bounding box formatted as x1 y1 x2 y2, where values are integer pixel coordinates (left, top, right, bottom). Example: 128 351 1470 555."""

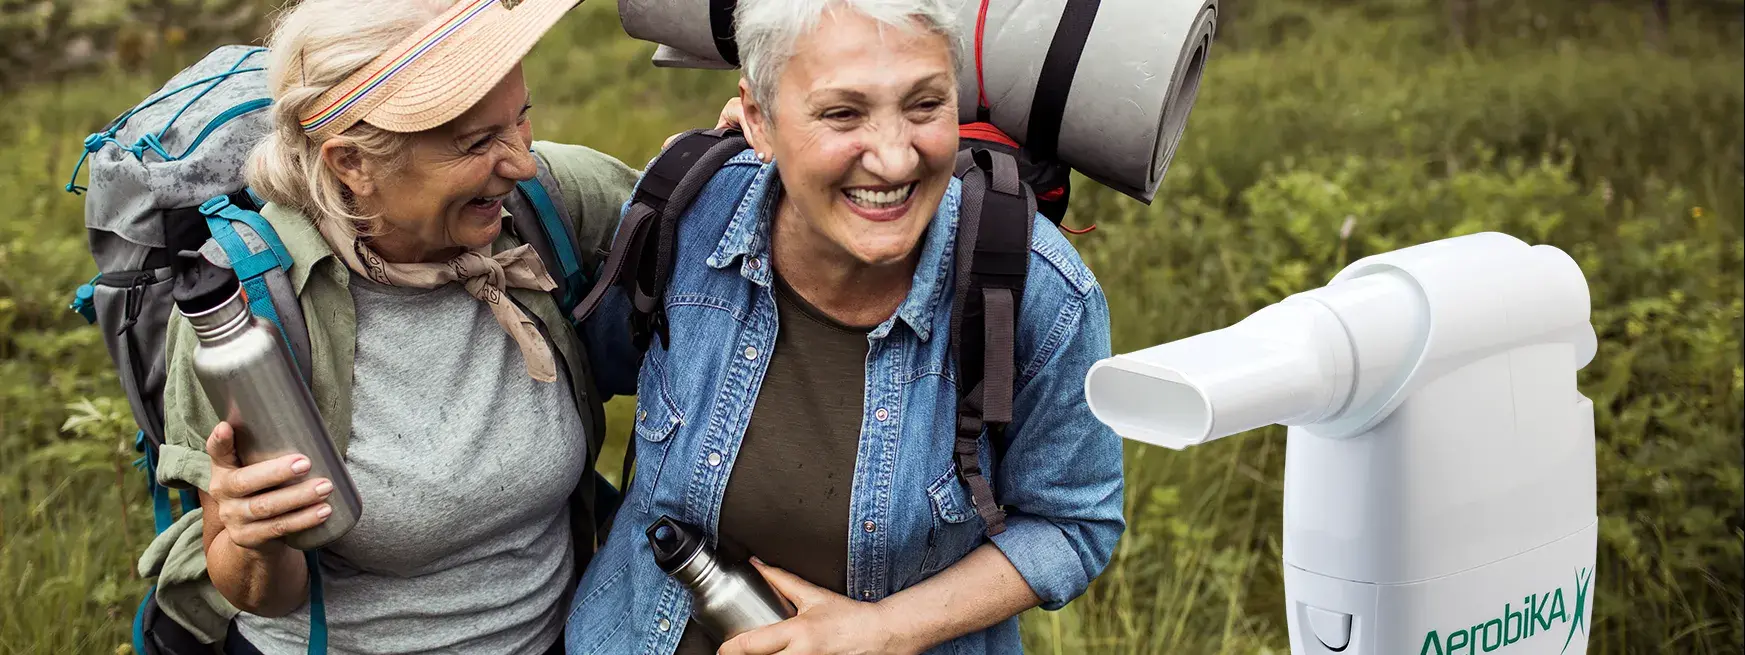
707 160 963 342
259 202 345 295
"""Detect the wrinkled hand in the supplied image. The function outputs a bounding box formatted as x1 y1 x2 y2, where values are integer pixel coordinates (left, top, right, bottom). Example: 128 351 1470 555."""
717 558 917 655
205 421 333 550
665 97 745 149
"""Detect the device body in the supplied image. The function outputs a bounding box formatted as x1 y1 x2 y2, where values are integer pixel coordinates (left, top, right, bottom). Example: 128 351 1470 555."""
1084 232 1598 654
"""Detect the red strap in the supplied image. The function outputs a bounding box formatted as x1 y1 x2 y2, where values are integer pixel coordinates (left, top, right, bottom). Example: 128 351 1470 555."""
975 0 991 112
959 122 1020 149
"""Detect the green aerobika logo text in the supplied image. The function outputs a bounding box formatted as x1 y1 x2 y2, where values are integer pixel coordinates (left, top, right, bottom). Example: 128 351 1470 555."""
1419 567 1592 655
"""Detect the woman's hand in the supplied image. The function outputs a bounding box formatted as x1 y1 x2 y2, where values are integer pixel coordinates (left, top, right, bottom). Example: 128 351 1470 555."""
664 97 746 149
206 421 335 550
716 558 918 655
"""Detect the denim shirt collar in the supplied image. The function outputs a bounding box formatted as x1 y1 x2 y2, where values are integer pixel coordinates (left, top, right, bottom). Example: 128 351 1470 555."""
706 158 963 342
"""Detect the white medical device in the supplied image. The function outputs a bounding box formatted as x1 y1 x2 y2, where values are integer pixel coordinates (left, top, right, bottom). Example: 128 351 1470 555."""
1084 232 1598 654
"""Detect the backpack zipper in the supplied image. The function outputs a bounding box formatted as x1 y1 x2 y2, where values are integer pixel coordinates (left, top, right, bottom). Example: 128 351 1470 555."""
171 98 272 161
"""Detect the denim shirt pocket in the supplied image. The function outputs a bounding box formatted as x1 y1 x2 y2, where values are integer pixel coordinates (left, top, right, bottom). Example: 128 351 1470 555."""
920 465 986 578
633 354 685 513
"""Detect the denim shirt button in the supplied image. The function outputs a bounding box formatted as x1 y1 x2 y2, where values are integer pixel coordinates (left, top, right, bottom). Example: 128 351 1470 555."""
707 452 723 466
863 520 877 533
743 346 759 360
658 618 671 632
748 257 762 270
874 407 889 421
861 590 874 599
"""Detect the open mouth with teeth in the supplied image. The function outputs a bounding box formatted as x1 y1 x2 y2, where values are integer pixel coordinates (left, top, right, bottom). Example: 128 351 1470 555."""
464 192 510 215
843 182 918 211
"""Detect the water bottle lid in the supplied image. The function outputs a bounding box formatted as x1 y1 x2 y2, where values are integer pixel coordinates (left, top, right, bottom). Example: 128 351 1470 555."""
647 515 706 574
171 251 241 315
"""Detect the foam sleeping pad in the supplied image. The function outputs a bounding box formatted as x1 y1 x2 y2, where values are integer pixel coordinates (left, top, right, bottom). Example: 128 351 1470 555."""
620 0 1217 203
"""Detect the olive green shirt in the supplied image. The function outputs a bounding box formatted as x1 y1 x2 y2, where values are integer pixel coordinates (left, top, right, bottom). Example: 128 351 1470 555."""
139 141 639 643
676 275 876 654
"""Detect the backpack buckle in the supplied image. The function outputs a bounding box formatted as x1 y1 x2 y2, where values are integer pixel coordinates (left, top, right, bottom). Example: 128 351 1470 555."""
199 195 232 216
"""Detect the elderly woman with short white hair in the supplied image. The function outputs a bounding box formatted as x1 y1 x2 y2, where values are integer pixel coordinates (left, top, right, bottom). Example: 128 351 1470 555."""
149 1 740 653
565 1 1125 653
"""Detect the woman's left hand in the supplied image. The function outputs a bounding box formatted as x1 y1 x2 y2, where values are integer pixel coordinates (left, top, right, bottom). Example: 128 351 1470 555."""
717 558 918 655
665 97 745 149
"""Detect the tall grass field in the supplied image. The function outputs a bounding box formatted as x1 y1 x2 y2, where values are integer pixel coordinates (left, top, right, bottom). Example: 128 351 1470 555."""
2 1 1741 653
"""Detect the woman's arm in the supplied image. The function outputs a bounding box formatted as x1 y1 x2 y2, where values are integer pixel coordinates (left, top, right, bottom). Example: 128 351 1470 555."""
720 546 1039 655
984 277 1126 610
162 312 331 617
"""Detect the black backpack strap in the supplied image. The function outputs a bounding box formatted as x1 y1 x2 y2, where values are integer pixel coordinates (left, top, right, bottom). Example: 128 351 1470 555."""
949 147 1035 538
571 128 749 352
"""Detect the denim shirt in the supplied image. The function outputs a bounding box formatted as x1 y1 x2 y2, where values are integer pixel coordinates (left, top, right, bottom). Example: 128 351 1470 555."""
566 150 1125 655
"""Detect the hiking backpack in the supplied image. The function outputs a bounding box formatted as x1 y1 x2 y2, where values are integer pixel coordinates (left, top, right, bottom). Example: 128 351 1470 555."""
64 45 610 655
571 126 1058 538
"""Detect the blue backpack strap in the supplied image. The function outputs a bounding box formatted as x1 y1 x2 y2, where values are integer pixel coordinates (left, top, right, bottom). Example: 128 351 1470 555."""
198 194 328 655
306 550 328 652
200 195 294 341
515 178 584 314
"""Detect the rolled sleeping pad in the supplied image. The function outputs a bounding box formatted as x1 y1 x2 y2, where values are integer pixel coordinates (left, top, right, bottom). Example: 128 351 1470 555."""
960 0 1217 203
652 44 734 70
620 0 743 67
619 0 1216 203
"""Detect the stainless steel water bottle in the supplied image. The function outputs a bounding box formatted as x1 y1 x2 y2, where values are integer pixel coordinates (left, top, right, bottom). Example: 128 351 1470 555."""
648 516 794 642
173 252 362 550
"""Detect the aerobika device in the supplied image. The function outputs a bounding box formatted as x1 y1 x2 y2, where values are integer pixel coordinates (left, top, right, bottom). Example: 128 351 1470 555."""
1084 232 1598 655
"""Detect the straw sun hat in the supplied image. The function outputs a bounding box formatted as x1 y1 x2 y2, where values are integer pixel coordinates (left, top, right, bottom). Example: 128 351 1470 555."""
299 0 576 143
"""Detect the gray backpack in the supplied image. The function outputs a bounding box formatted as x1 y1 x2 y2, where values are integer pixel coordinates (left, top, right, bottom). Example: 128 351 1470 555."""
65 45 601 655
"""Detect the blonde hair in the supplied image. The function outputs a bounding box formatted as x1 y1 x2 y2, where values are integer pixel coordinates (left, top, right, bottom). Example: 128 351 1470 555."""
246 0 458 236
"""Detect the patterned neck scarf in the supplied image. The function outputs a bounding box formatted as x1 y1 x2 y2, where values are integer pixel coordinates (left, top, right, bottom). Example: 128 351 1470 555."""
316 218 560 383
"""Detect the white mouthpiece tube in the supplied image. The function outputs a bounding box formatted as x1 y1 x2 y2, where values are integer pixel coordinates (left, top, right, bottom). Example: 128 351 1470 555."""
1085 269 1431 450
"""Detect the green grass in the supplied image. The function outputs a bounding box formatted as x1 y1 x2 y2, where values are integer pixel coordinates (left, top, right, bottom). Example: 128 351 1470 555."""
3 2 1741 653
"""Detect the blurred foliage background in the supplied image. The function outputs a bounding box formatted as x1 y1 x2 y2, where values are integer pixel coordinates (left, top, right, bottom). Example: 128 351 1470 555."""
1 0 1740 653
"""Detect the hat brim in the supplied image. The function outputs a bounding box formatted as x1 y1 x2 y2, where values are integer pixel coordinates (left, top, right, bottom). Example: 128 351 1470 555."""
308 0 576 141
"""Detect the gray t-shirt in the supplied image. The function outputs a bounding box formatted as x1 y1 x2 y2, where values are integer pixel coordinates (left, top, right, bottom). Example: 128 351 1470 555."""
236 276 588 654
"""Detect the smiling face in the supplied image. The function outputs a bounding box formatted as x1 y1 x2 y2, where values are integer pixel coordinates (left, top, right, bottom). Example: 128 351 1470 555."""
324 64 537 263
740 8 959 270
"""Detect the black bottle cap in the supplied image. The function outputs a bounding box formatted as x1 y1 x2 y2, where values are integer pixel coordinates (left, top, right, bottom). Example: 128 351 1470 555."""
647 515 706 574
171 250 241 315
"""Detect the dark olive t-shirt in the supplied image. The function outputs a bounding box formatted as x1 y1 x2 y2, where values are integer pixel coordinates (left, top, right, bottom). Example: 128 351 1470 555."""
675 275 873 653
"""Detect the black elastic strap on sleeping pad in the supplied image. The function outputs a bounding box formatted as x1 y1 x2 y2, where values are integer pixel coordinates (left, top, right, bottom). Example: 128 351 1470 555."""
710 0 740 66
949 147 1034 537
1026 0 1103 161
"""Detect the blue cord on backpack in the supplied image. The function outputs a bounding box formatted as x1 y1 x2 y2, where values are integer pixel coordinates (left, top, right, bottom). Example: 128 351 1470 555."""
63 47 267 195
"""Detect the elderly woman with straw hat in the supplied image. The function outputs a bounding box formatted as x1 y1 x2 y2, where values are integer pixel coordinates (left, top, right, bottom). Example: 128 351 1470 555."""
149 0 736 653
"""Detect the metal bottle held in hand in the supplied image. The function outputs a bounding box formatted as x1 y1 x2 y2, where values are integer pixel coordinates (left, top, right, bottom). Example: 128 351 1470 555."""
173 252 362 550
648 516 794 642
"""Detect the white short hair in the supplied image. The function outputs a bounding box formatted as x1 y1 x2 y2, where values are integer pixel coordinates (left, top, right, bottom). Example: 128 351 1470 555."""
735 0 961 118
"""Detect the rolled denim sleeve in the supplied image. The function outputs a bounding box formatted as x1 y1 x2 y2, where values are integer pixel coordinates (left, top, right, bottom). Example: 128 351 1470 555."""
988 282 1125 611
